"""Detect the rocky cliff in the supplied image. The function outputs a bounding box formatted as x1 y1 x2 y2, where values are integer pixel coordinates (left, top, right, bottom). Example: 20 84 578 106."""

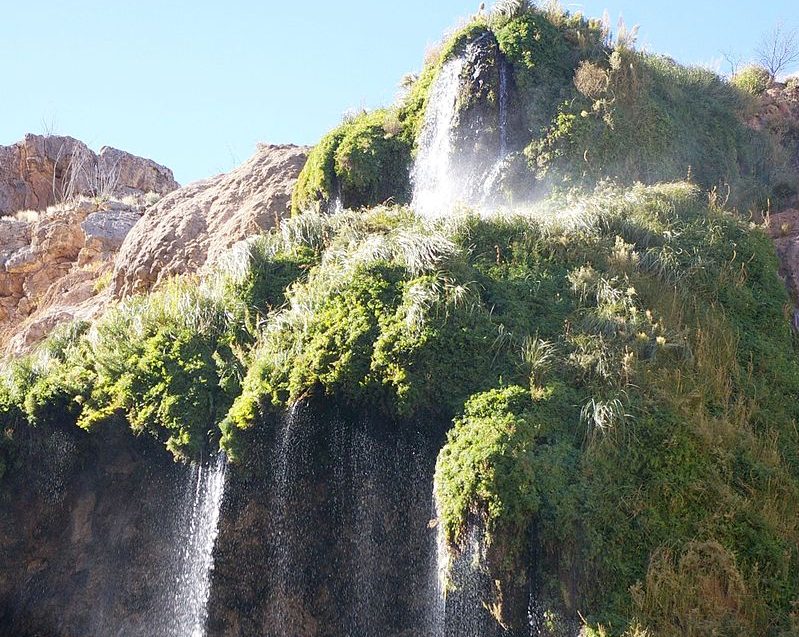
0 140 307 354
0 196 151 354
112 144 308 297
0 398 453 637
3 5 799 636
0 134 178 216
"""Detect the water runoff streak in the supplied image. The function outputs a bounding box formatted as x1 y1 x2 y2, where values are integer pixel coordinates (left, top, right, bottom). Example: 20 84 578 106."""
168 453 228 637
412 49 514 217
419 50 518 637
411 56 466 218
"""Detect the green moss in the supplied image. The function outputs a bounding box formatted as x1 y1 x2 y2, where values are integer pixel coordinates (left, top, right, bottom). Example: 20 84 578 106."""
292 109 412 214
524 47 794 211
494 10 584 132
291 127 346 215
434 383 582 554
333 110 412 209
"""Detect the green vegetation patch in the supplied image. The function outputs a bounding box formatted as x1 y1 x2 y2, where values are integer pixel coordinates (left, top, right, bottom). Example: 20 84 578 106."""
292 109 412 214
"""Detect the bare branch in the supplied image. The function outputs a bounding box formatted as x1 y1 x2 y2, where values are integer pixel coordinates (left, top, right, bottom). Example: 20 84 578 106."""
756 21 799 78
722 50 743 77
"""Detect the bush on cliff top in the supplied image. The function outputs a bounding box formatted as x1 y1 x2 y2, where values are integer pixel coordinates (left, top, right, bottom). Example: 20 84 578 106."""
291 109 413 214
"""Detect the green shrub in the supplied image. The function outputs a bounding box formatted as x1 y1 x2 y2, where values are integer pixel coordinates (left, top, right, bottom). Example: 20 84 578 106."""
292 109 412 214
731 65 772 96
333 110 412 209
528 50 783 210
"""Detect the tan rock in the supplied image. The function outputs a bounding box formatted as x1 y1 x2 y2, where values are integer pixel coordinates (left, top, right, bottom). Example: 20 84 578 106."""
0 142 308 353
0 196 144 353
79 209 141 266
5 247 42 275
98 146 177 197
112 144 308 297
0 134 179 216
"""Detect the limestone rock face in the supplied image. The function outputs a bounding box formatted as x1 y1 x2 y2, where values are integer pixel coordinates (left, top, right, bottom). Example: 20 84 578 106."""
0 196 152 353
112 144 308 297
80 209 141 265
98 146 179 197
0 134 178 216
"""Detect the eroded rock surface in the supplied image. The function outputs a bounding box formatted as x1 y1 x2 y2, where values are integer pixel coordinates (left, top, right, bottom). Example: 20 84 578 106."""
0 134 178 216
0 197 151 354
112 144 308 297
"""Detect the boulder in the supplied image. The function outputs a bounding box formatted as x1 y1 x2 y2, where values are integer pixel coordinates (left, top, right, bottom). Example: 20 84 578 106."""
0 197 145 354
80 210 141 265
112 144 308 297
98 146 178 198
767 208 799 301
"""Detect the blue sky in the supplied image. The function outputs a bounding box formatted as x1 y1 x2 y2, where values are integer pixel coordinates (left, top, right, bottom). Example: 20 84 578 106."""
1 1 796 184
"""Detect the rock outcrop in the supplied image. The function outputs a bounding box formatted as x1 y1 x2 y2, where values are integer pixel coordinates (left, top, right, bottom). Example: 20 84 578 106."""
0 196 152 354
0 138 308 353
0 134 178 216
0 423 194 637
767 207 799 300
112 144 308 297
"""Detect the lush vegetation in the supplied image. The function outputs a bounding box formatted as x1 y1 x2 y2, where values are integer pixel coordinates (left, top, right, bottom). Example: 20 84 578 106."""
291 109 413 214
292 2 794 216
3 3 799 636
731 64 773 96
4 183 799 634
0 232 320 462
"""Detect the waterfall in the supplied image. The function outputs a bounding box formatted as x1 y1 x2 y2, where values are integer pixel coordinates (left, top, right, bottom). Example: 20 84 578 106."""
167 453 227 637
427 495 447 637
411 56 466 217
412 49 515 217
498 59 509 158
478 57 511 208
265 401 439 636
270 402 303 635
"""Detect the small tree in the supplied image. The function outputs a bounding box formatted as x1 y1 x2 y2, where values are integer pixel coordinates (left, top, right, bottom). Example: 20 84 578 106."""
756 22 799 78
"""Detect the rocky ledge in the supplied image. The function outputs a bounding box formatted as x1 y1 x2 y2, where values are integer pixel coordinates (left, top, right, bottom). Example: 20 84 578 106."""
111 143 308 297
0 196 153 354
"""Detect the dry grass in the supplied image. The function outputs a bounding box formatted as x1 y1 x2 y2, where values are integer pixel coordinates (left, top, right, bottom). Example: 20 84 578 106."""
631 541 758 636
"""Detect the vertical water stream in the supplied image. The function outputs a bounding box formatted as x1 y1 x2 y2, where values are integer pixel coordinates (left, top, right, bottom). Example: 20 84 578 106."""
165 453 227 637
411 56 466 217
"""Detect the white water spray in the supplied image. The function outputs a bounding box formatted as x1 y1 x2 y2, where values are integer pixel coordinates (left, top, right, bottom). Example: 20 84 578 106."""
427 493 448 637
412 49 517 217
498 59 509 158
411 56 466 217
169 453 227 637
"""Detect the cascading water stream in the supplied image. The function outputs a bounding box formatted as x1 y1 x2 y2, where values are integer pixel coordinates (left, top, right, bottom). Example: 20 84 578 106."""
412 48 514 216
479 57 511 207
411 56 466 217
498 59 509 158
416 44 519 637
427 495 447 637
271 402 302 635
166 452 227 637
